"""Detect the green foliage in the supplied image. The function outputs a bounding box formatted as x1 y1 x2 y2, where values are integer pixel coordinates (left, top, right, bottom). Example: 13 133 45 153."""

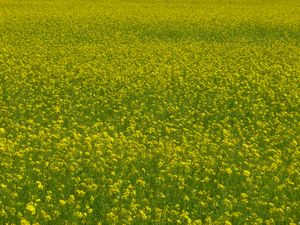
0 0 299 224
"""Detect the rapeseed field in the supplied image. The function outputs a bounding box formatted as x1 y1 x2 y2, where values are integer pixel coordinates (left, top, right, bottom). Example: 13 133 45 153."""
0 0 299 224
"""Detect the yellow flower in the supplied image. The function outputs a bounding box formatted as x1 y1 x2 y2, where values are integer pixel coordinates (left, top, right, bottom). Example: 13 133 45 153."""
205 217 212 224
217 183 225 189
225 168 233 175
59 199 66 206
20 219 31 225
46 195 52 201
68 194 75 204
183 195 190 201
41 210 51 220
243 170 251 177
26 203 36 215
76 190 86 197
193 219 202 225
75 211 83 218
36 181 44 190
139 209 148 220
0 209 7 217
241 193 248 199
11 192 18 198
90 196 95 203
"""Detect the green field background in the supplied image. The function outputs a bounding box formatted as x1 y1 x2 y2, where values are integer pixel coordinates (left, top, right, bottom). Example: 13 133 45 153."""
0 0 299 224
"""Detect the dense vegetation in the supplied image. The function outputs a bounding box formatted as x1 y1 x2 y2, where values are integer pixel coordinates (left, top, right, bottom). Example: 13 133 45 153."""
0 0 299 224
